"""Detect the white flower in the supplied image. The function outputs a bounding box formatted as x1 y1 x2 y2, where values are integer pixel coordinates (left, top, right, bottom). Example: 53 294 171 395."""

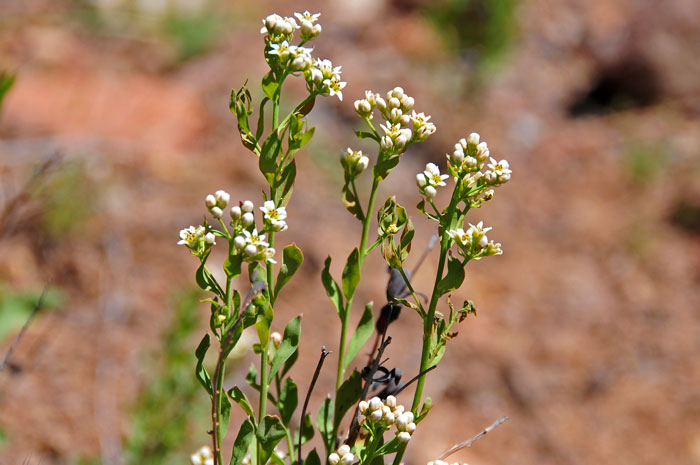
325 78 347 101
424 186 437 199
271 331 282 348
467 132 480 148
300 20 322 40
328 453 340 465
406 422 416 434
354 99 373 117
487 157 512 183
263 247 277 264
244 244 258 257
340 453 355 465
467 221 492 248
178 225 205 248
424 163 448 187
476 141 489 161
337 445 351 457
294 11 320 23
231 206 242 219
447 228 471 247
260 200 287 227
191 446 213 465
369 397 383 411
397 431 412 443
272 221 288 232
204 232 216 245
243 229 268 248
358 400 369 413
268 41 293 60
369 409 383 422
205 194 216 208
385 395 396 408
416 173 427 188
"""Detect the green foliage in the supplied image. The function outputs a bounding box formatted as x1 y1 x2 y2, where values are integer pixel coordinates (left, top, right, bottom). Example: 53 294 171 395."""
428 0 517 65
0 71 15 116
122 289 209 465
0 285 63 341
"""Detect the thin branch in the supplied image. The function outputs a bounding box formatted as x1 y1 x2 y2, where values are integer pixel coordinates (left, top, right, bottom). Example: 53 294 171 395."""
298 346 331 465
436 416 509 460
391 364 437 396
0 284 50 372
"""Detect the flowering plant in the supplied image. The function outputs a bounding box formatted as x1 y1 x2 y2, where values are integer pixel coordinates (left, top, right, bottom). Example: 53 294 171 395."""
179 11 511 465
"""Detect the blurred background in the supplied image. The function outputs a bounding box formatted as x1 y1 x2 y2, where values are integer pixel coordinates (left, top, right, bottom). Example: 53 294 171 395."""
1 0 699 464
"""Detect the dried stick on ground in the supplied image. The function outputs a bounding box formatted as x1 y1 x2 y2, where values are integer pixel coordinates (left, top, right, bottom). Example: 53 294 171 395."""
437 416 509 460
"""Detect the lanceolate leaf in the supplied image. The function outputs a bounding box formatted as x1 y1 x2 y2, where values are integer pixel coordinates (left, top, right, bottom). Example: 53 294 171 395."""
303 449 321 465
228 386 255 418
341 248 361 298
278 378 298 425
257 416 287 465
343 302 374 371
333 369 363 431
269 316 301 380
260 131 281 180
321 257 344 318
275 244 304 297
436 253 466 296
230 419 255 465
316 397 334 455
262 70 279 100
195 334 212 395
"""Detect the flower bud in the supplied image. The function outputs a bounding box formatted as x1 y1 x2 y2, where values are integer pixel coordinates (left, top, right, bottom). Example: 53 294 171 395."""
273 221 288 232
234 236 246 249
467 132 480 148
401 95 414 111
391 86 404 98
205 232 216 245
242 212 255 226
451 148 465 165
211 207 223 219
397 432 411 443
358 400 369 413
231 206 242 219
375 97 387 112
337 445 350 457
354 99 372 117
328 453 340 465
271 331 282 348
380 136 393 151
476 142 489 161
242 200 254 213
385 395 396 408
402 412 414 423
416 173 427 187
406 422 416 434
205 194 217 208
384 412 395 424
370 409 383 422
369 397 383 411
356 156 369 173
244 244 258 256
393 405 404 415
340 453 354 465
400 114 411 126
388 97 401 109
215 190 230 208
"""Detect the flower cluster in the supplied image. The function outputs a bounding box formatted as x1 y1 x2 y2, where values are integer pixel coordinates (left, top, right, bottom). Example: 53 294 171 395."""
178 191 286 265
328 444 355 465
447 132 511 187
447 221 502 259
416 163 449 200
358 395 416 443
341 148 369 177
354 87 436 155
260 11 345 101
190 446 214 465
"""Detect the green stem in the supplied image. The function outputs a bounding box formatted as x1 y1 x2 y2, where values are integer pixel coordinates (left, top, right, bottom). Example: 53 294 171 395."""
336 176 380 390
411 189 462 412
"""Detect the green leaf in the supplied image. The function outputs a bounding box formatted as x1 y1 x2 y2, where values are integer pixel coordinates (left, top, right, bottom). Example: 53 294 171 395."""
221 393 232 438
196 264 224 297
260 130 281 179
375 437 401 456
228 386 255 417
278 160 297 207
255 302 273 348
316 397 334 455
436 253 466 296
294 413 314 445
416 397 433 422
256 97 270 141
343 302 374 371
246 364 259 391
269 316 301 380
321 257 344 318
230 418 255 465
262 70 279 100
195 334 212 395
278 378 298 425
333 369 363 431
373 154 400 180
298 95 316 116
280 348 298 378
353 130 380 142
224 254 243 279
341 182 364 221
303 449 321 465
341 248 361 299
257 416 287 465
0 72 15 113
275 244 304 297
